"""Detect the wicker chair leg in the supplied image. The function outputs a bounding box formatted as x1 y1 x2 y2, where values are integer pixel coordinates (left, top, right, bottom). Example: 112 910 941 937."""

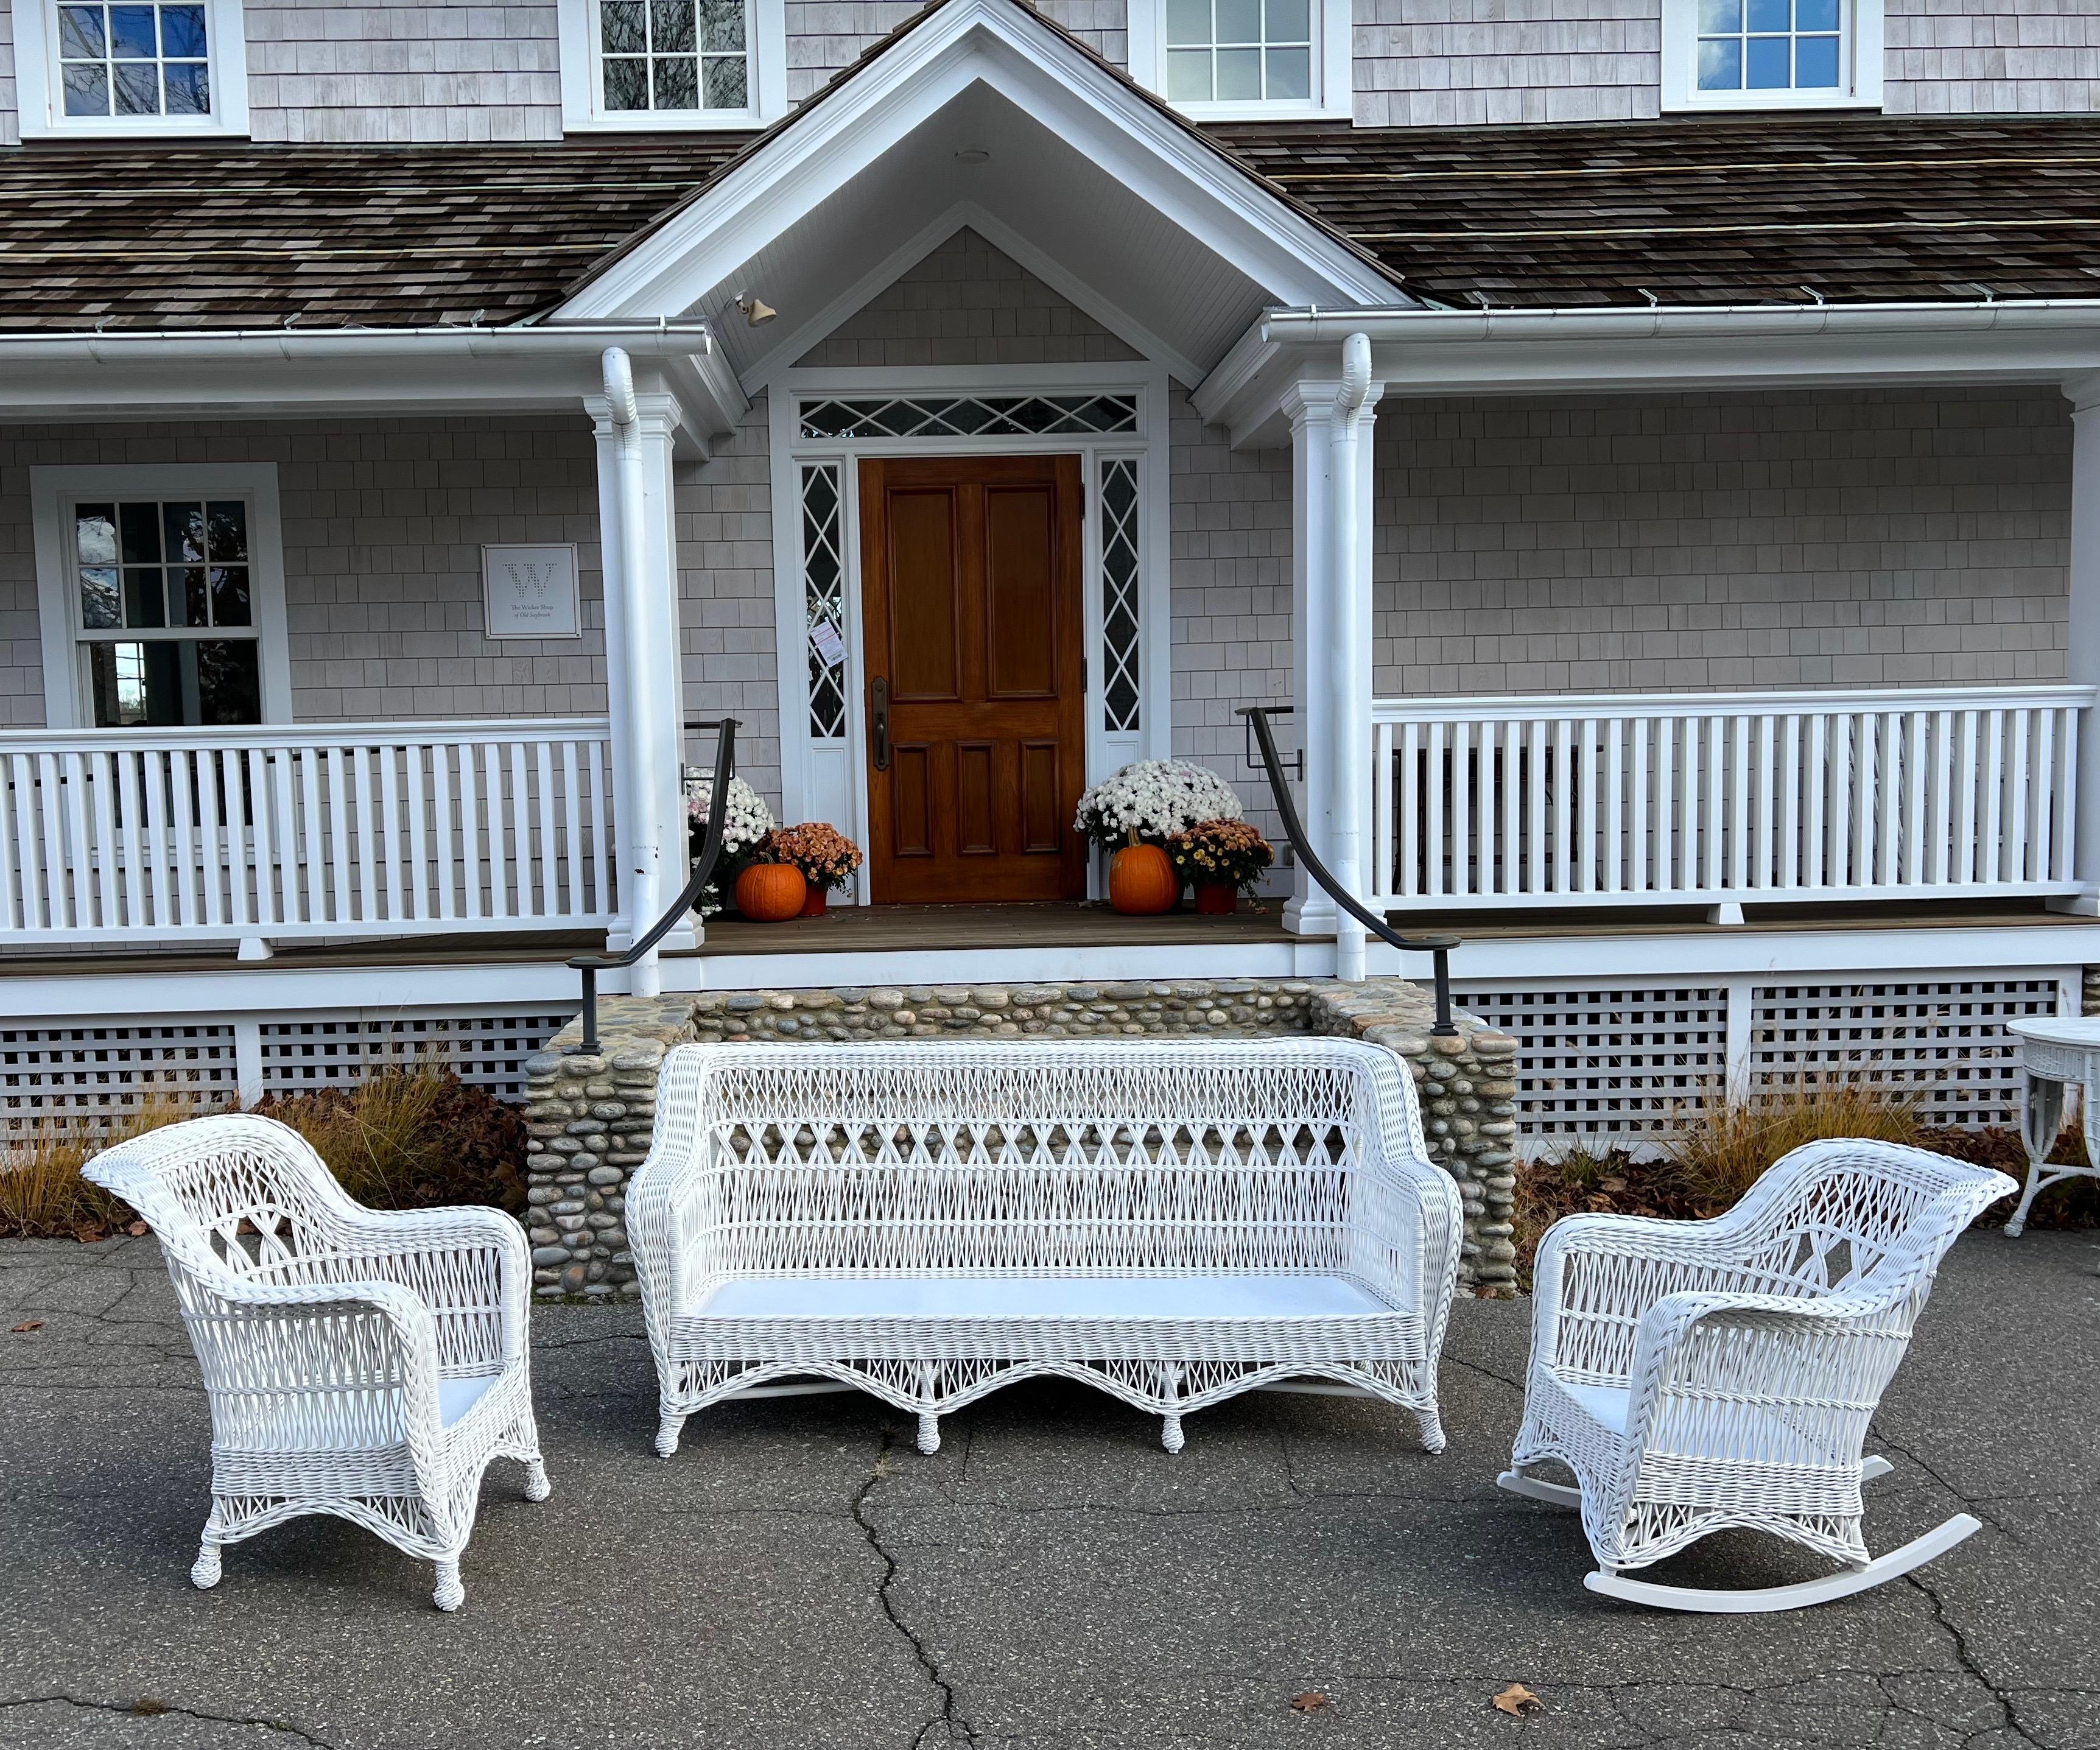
523 1458 552 1502
190 1539 223 1590
656 1413 686 1460
1160 1414 1185 1454
432 1558 465 1613
1415 1407 1446 1454
916 1412 941 1455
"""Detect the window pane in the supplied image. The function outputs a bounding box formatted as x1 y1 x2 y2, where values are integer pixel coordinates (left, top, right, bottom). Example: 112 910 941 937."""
1698 36 1741 86
1266 45 1310 96
119 502 161 564
80 568 121 630
62 63 110 115
1698 0 1741 30
108 5 156 55
702 53 746 107
114 60 161 114
194 641 262 725
1745 33 1790 85
164 61 209 112
1796 0 1838 27
172 566 208 628
602 0 646 53
1166 0 1210 46
653 54 698 107
76 505 118 565
1795 32 1839 83
210 566 251 628
1216 44 1260 97
603 55 649 107
90 643 151 727
1216 0 1260 43
651 0 695 52
124 568 166 628
205 502 248 562
699 0 745 51
1166 47 1212 96
57 5 106 57
163 502 206 563
1746 0 1789 29
160 4 207 54
1265 0 1310 40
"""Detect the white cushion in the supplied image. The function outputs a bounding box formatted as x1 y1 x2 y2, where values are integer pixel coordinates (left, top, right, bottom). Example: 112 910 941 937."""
690 1274 1394 1322
438 1374 497 1428
1554 1376 1631 1436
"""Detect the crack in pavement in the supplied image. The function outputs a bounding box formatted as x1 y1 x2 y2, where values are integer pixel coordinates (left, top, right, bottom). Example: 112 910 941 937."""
0 1694 335 1748
854 1432 979 1749
1905 1568 2045 1750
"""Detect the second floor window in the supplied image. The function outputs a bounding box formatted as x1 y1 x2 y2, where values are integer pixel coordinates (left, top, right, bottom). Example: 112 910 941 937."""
16 0 247 135
600 0 748 112
1663 0 1880 108
1165 0 1312 104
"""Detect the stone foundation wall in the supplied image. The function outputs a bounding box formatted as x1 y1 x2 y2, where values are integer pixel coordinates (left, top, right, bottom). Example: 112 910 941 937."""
522 979 1520 1301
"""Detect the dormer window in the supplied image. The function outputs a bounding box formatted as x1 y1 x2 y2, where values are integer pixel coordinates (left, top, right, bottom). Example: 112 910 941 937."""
1663 0 1881 109
1129 0 1350 120
10 0 248 136
558 0 786 129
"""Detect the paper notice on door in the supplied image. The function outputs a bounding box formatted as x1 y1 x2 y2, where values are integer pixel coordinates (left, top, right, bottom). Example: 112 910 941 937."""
810 618 847 669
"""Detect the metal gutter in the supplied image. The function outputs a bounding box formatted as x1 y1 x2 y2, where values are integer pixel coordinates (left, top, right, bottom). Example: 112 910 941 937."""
1259 298 2100 345
0 320 716 363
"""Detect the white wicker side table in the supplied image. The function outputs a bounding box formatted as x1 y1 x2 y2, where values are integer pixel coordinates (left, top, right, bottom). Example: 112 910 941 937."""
2004 1016 2100 1236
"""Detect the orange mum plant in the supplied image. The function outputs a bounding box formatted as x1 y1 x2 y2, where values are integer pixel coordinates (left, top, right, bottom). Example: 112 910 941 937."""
761 822 865 893
1165 818 1273 895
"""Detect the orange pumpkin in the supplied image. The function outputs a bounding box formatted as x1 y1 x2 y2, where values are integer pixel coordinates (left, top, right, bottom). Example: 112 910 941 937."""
734 862 807 922
1108 843 1180 916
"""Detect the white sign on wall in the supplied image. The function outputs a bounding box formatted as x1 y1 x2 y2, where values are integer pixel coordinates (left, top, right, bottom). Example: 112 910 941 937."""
482 544 581 639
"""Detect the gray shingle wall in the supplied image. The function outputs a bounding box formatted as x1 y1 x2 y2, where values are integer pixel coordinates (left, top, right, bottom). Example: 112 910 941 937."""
793 227 1143 368
1371 385 2071 696
1885 0 2100 112
785 0 1126 102
0 3 18 149
1352 0 1663 127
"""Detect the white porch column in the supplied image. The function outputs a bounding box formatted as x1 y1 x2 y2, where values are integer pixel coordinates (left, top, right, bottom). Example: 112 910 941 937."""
2062 374 2100 916
588 353 692 983
1280 353 1382 978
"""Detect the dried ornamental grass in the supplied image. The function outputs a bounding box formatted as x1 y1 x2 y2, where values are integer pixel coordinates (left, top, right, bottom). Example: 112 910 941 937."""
0 1089 204 1239
1664 1072 1923 1206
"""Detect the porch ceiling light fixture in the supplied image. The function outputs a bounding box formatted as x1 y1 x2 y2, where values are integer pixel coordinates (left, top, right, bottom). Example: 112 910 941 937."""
953 146 991 164
733 290 778 328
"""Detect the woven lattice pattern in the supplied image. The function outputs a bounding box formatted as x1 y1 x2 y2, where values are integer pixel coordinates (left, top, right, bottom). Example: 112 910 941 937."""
1510 1140 2014 1575
82 1114 549 1611
630 1039 1463 1457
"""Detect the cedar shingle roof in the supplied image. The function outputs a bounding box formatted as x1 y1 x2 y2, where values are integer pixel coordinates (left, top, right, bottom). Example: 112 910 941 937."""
1213 113 2100 309
3 113 2099 331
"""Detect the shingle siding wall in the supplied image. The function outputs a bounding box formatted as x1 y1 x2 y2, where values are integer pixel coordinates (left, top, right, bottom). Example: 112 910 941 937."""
1371 386 2071 696
1884 0 2100 112
0 2 18 148
1352 0 1662 127
784 0 1126 102
794 227 1142 368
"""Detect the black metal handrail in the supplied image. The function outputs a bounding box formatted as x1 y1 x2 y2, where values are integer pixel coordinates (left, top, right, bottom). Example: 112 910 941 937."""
566 717 739 1055
1237 705 1459 1038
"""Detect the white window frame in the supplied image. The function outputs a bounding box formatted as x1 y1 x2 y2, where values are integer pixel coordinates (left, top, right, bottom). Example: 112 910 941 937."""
1128 0 1352 122
558 0 787 131
10 0 248 139
770 363 1173 907
30 463 292 730
1662 0 1881 111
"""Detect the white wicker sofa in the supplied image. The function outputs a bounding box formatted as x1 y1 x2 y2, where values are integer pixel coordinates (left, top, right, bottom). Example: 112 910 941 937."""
630 1038 1463 1458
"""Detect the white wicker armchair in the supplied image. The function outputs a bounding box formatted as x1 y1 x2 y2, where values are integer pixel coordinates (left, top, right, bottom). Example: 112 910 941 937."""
630 1038 1463 1458
83 1113 550 1612
1498 1139 2014 1612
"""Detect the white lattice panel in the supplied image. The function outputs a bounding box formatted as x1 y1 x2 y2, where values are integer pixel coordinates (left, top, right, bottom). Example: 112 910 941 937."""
1459 986 1729 1142
0 1024 241 1137
257 1010 574 1101
1751 979 2060 1130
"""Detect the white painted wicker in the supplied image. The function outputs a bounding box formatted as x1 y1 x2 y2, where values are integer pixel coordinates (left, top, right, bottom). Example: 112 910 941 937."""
83 1113 550 1611
1499 1139 2015 1612
630 1038 1463 1457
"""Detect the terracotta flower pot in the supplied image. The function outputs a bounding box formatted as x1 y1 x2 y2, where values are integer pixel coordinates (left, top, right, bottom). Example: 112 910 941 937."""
734 862 807 922
1108 843 1179 916
1194 881 1237 916
799 885 828 918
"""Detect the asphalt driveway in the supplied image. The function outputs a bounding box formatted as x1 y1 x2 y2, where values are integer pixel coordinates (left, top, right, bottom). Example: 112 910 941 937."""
2 1229 2095 1749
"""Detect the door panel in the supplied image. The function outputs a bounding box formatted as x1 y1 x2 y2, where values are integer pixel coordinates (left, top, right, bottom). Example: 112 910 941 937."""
860 454 1086 903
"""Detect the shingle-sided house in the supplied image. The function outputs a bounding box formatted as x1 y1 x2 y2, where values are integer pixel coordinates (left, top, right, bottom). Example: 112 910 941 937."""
5 0 2100 1148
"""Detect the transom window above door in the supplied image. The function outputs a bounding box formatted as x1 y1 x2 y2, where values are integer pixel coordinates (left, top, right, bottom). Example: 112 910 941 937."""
1130 0 1350 119
15 0 248 136
560 0 786 127
1663 0 1880 108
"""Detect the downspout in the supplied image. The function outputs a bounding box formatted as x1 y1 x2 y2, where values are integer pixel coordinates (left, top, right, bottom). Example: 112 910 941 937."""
602 346 662 999
1330 332 1373 983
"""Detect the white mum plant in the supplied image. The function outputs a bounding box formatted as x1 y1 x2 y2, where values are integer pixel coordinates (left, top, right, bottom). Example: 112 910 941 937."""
1074 759 1245 849
683 772 776 916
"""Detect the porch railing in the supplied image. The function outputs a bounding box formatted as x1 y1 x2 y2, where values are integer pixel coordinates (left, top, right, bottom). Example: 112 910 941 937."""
1368 686 2094 910
0 718 617 945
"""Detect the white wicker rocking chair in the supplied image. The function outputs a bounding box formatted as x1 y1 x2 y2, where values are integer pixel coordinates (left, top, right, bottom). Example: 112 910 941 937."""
1497 1139 2014 1613
84 1113 550 1611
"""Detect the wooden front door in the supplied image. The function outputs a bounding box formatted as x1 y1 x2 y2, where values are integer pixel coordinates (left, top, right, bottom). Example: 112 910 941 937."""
859 454 1087 903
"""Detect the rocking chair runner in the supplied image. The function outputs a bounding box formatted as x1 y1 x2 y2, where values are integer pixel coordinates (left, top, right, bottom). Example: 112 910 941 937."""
83 1114 550 1612
1498 1139 2014 1612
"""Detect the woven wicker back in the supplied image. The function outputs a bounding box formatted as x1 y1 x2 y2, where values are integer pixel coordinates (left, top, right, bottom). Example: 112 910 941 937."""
664 1038 1414 1279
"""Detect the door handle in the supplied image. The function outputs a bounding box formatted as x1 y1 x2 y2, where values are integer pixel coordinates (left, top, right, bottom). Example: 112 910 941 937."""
870 675 890 771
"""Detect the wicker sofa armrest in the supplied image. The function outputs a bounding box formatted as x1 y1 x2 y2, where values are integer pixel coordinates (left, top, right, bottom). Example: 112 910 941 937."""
1355 1133 1463 1317
628 1045 723 1320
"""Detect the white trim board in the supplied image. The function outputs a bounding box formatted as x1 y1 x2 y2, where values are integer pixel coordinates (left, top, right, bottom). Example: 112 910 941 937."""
29 462 292 729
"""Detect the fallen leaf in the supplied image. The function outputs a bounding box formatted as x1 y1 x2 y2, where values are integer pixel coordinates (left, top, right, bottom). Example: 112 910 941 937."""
11 1320 44 1333
130 1699 169 1718
1290 1692 1330 1715
1492 1684 1543 1718
127 1220 149 1237
1599 1176 1628 1193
